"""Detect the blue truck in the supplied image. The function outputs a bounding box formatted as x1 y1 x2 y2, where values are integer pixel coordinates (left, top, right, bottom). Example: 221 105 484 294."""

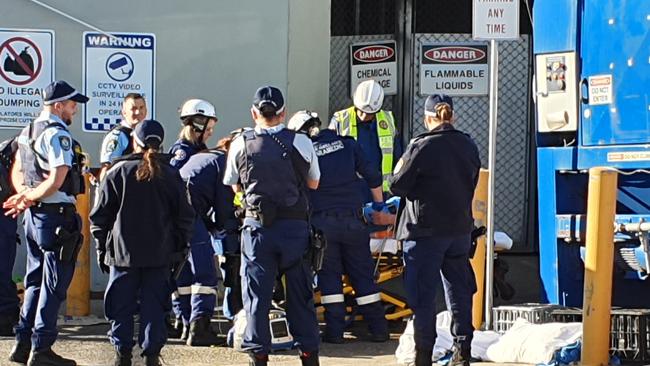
534 0 650 307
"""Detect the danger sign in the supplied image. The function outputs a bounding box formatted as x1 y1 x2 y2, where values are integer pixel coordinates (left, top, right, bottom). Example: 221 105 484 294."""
0 29 55 128
350 41 397 97
588 74 613 105
419 44 489 96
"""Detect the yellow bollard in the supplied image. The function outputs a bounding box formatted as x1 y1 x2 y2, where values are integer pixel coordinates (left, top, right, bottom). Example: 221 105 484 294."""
581 167 617 366
66 173 92 316
470 169 488 330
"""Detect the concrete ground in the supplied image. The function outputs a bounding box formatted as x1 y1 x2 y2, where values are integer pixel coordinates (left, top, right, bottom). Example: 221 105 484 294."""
0 255 540 365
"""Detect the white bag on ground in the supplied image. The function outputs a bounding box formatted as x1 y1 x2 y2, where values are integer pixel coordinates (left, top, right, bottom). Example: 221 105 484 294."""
485 318 582 364
395 311 501 364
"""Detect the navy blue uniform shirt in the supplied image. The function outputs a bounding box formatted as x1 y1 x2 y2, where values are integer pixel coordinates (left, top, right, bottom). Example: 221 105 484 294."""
354 119 403 202
310 129 382 212
168 139 207 170
179 149 238 237
390 124 480 240
90 153 195 267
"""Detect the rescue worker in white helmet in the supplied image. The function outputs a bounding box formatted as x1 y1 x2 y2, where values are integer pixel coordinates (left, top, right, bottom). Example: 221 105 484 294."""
287 111 389 344
167 99 221 345
329 80 402 202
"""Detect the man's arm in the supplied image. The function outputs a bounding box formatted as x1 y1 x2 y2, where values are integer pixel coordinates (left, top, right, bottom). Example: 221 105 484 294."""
388 143 421 198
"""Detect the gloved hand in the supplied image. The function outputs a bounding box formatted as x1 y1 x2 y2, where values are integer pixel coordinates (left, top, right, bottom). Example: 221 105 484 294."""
371 201 386 212
96 250 109 274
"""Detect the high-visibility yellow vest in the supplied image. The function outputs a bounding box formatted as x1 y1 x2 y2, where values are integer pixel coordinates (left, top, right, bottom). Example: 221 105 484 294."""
333 106 396 192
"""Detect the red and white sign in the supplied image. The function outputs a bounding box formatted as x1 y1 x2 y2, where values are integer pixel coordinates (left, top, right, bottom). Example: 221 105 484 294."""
350 41 397 97
0 29 55 128
420 44 489 96
588 74 613 105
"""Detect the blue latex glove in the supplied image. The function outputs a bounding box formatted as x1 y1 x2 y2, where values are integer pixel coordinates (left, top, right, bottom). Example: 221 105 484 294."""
371 201 386 211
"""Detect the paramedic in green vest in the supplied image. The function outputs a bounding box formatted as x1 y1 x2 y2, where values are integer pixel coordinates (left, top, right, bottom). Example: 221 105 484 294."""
329 80 402 202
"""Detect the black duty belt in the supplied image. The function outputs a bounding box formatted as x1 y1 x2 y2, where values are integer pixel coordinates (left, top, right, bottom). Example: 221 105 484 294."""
245 210 308 221
31 202 77 215
313 208 362 219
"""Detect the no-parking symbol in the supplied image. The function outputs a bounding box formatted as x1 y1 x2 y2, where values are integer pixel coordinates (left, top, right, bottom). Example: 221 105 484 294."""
0 29 55 128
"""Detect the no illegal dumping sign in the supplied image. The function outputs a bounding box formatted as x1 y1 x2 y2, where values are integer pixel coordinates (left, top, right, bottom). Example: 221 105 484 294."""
350 41 397 97
419 44 489 96
83 32 155 133
0 29 54 128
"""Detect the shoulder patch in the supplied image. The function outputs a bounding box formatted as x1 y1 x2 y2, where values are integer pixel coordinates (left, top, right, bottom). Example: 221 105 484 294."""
105 138 118 153
173 148 187 161
58 135 71 151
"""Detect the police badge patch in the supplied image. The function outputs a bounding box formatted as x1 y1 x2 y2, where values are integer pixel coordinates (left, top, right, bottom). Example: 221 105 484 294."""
59 136 71 151
106 139 118 153
173 149 187 161
379 120 389 129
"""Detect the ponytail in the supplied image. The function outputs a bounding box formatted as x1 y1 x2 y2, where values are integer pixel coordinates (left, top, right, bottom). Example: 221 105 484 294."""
435 103 453 123
136 148 160 181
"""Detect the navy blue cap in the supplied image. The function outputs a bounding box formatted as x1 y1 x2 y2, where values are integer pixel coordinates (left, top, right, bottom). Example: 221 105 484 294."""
252 86 285 115
42 80 89 105
133 119 164 149
424 94 453 117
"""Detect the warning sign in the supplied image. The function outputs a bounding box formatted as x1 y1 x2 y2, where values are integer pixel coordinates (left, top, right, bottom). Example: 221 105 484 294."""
350 41 397 98
419 44 489 96
83 32 155 133
0 29 55 128
588 74 613 105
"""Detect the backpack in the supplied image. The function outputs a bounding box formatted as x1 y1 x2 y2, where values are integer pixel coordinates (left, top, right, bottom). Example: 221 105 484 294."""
0 135 19 202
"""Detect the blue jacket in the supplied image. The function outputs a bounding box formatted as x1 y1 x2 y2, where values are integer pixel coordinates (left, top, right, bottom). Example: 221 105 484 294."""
310 129 382 212
390 124 480 240
90 153 195 267
180 149 239 253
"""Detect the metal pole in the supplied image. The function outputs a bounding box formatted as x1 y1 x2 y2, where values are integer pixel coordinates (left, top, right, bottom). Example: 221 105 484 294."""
484 39 499 330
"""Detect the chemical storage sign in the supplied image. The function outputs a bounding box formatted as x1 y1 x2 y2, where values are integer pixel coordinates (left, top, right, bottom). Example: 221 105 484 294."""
83 32 155 132
350 41 397 97
0 29 54 128
419 44 489 96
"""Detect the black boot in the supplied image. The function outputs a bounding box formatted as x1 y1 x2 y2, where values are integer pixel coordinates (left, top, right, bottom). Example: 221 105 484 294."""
0 309 18 336
186 316 222 346
27 348 76 366
143 355 161 366
369 330 389 343
248 353 268 366
113 350 131 366
300 351 319 366
414 348 432 366
8 341 30 364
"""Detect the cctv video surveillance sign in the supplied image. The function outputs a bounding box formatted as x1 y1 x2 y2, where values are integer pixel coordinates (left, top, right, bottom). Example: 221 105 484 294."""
0 29 55 128
83 32 155 132
350 41 397 98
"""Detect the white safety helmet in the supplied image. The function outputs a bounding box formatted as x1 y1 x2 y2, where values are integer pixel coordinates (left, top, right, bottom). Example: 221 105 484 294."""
353 80 384 114
287 110 321 136
180 99 217 119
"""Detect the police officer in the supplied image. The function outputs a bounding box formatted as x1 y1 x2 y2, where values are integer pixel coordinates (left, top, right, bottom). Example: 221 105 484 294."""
168 98 218 339
90 119 194 366
4 80 88 366
223 86 320 366
168 99 217 169
389 95 480 366
98 93 147 180
177 134 241 346
0 137 19 337
287 111 389 344
330 80 402 199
